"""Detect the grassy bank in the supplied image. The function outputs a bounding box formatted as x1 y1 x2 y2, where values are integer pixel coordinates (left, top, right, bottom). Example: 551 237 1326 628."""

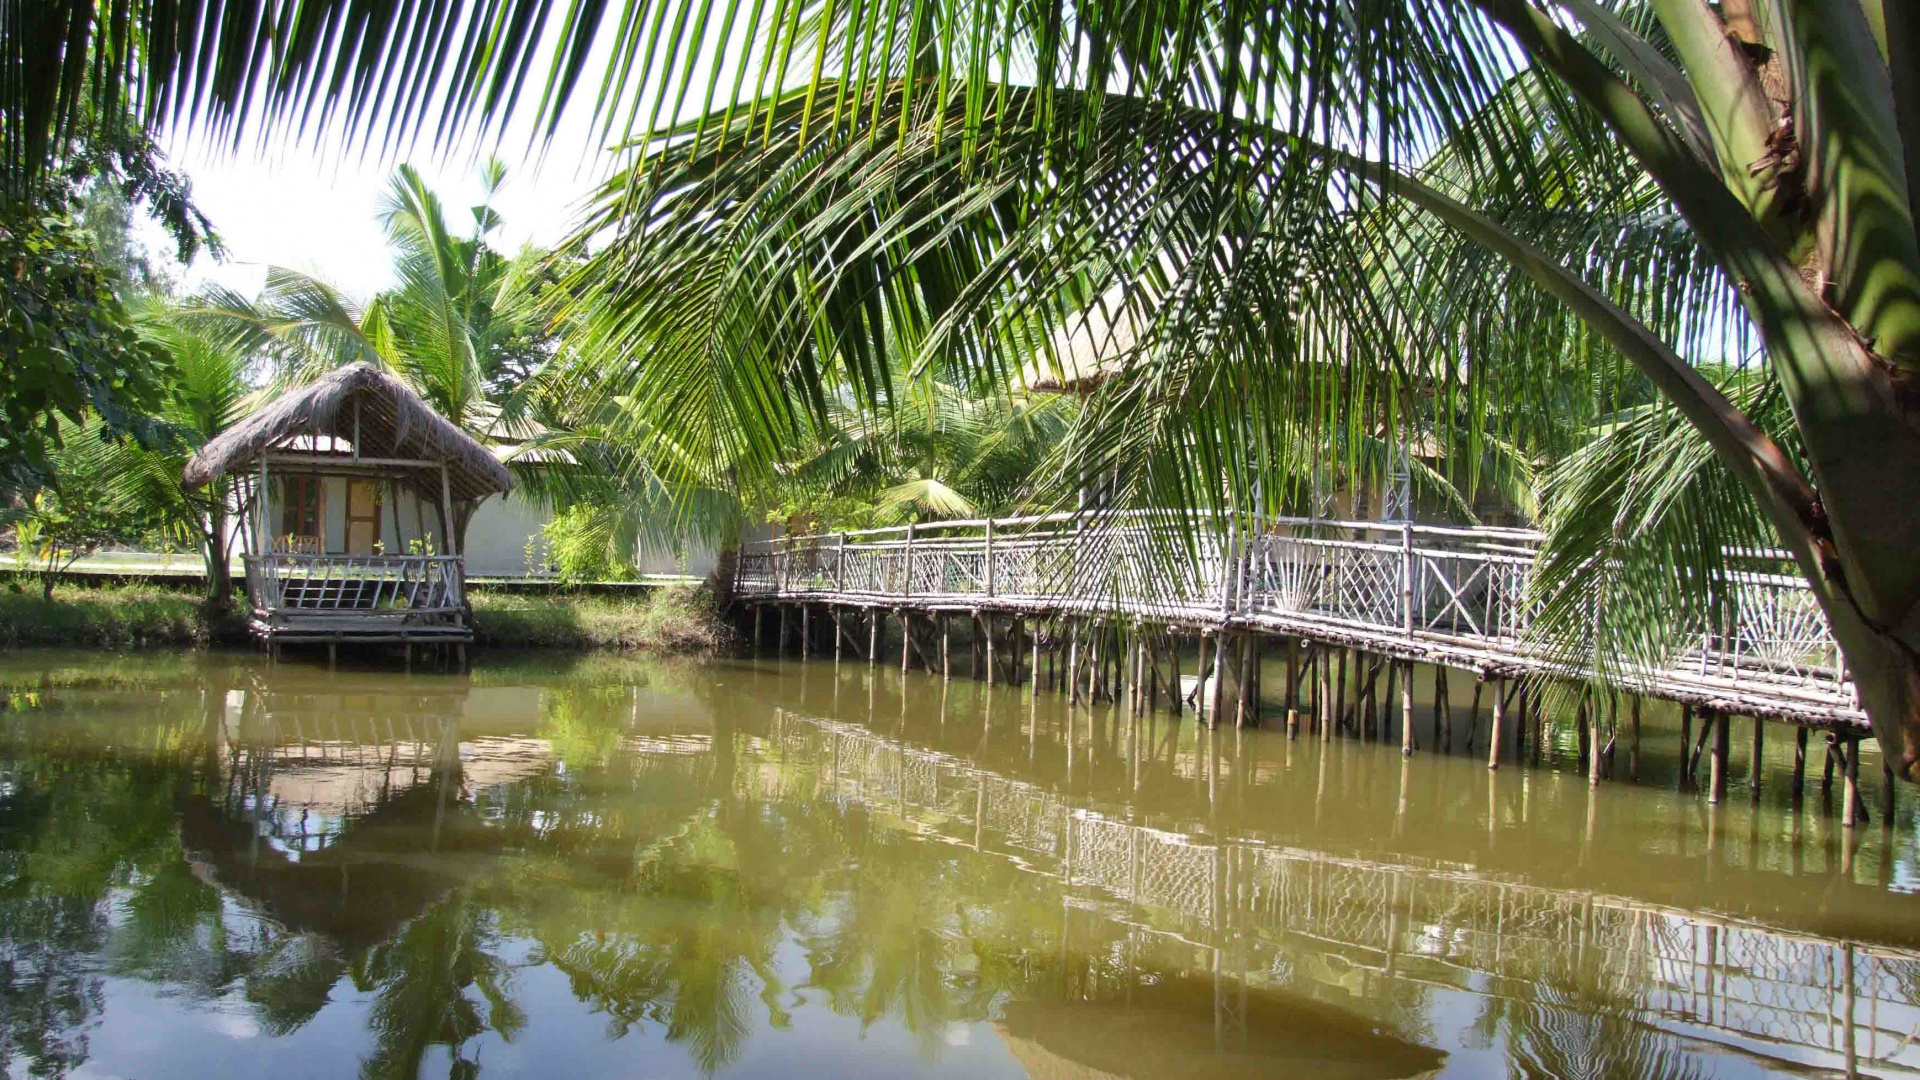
0 581 225 648
0 578 734 654
469 586 734 652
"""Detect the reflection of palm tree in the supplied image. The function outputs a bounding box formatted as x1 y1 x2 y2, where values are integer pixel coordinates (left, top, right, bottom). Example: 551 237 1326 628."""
351 892 525 1080
524 811 788 1075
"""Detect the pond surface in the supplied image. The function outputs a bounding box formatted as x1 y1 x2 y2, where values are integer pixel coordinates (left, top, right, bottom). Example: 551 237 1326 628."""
2 650 1917 1080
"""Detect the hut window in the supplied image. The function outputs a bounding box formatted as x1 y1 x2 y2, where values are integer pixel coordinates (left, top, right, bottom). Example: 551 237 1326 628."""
280 475 322 548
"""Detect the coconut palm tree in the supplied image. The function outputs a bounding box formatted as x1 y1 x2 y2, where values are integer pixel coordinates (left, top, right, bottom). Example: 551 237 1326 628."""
183 160 542 435
13 1 1920 773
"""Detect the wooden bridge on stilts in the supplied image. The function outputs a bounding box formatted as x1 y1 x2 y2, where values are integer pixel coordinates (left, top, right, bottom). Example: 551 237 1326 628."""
737 511 1892 827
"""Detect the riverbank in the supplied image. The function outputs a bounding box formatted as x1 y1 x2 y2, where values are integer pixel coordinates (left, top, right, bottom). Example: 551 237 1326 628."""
0 579 734 653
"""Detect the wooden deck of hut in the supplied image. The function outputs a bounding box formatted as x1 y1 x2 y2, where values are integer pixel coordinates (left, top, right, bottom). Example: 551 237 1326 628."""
182 362 513 657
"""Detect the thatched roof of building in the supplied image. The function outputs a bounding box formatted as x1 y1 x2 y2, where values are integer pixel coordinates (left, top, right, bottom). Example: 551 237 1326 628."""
1023 293 1141 394
182 362 512 504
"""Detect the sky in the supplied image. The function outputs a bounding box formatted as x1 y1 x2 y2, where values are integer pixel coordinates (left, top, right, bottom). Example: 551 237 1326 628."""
158 119 611 303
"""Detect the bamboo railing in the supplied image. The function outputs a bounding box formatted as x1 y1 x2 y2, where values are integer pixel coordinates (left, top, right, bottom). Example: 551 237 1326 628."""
736 512 1859 725
243 553 469 640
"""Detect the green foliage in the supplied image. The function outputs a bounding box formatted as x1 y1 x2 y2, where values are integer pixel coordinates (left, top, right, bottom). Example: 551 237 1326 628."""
538 503 636 584
0 207 170 497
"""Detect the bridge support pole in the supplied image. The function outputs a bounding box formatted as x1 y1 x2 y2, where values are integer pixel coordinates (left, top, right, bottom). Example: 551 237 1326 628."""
1791 726 1808 809
1589 698 1604 786
1283 639 1299 738
801 604 810 656
901 610 912 674
1679 705 1695 790
1208 634 1228 727
986 613 997 686
1068 624 1081 705
1168 631 1182 718
1486 677 1504 770
941 614 951 681
834 606 843 664
754 605 764 653
780 606 789 655
1629 697 1641 781
868 608 878 667
1030 621 1041 690
1709 711 1730 804
1400 661 1414 755
1750 716 1764 804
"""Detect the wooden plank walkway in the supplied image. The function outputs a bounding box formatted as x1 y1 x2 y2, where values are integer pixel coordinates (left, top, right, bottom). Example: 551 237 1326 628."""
737 511 1863 730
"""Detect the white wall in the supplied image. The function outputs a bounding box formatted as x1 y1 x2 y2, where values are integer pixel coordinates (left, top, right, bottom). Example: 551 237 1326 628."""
464 494 550 577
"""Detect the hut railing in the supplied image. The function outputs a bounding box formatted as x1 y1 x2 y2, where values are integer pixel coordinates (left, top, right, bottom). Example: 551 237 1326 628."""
244 554 466 618
736 512 1853 717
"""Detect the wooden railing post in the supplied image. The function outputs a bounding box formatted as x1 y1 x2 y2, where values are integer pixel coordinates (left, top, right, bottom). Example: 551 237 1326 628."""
1401 523 1415 638
985 518 996 597
837 533 848 591
903 523 916 599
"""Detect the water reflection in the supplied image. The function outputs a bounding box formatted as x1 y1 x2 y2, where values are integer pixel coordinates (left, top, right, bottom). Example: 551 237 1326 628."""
0 653 1915 1079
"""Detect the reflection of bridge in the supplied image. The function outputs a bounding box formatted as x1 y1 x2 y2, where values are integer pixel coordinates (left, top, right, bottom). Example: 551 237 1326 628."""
738 513 1860 728
764 708 1920 1077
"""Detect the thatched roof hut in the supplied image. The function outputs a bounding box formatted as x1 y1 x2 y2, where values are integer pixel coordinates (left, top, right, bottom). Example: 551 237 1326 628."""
182 362 512 505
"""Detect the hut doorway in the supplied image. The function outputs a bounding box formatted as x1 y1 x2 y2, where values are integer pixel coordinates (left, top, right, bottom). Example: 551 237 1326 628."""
346 478 383 554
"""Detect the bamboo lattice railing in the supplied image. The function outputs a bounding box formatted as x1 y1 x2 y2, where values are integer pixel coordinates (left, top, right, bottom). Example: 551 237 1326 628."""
243 553 469 639
736 512 1859 725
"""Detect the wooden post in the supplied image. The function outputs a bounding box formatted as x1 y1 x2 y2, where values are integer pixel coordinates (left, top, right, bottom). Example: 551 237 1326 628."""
1588 696 1603 786
1750 716 1764 804
1400 660 1414 756
1709 711 1730 804
1884 757 1897 825
1030 622 1040 689
986 612 997 686
984 518 996 596
1334 649 1349 735
902 523 916 600
801 604 810 656
868 608 878 667
1486 678 1504 770
1088 622 1102 703
942 613 951 680
1678 705 1694 790
1841 734 1860 828
1436 666 1451 753
1235 634 1254 728
1628 697 1642 781
901 610 912 673
754 605 764 652
1194 633 1211 717
1791 726 1808 809
1068 623 1082 705
780 606 790 655
835 607 844 663
1168 632 1182 717
1284 639 1300 738
1207 633 1227 726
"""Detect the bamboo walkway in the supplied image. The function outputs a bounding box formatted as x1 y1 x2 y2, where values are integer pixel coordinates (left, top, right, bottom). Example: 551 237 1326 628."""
738 512 1859 727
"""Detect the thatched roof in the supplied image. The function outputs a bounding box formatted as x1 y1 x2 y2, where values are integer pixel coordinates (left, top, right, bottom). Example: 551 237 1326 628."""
182 362 512 504
1023 294 1141 394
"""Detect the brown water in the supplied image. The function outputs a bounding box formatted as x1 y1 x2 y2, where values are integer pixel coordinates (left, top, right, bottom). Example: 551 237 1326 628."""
1 649 1916 1080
